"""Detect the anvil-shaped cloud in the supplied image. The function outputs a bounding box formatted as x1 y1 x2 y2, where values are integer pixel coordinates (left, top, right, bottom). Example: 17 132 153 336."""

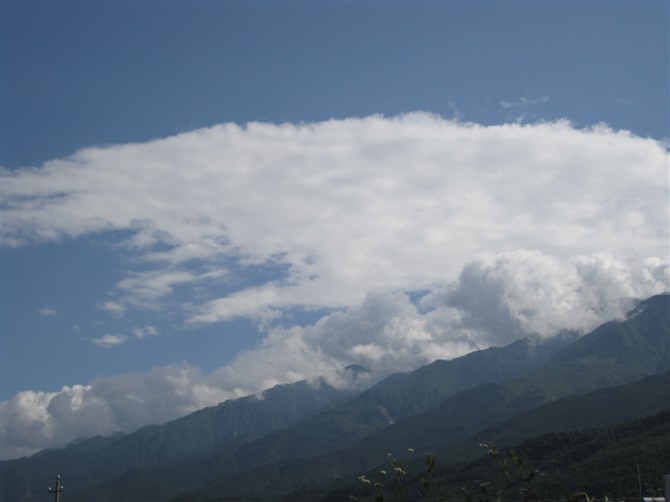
1 114 668 458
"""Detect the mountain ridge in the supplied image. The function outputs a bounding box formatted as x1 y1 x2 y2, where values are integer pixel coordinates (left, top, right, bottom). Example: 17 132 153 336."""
169 294 670 500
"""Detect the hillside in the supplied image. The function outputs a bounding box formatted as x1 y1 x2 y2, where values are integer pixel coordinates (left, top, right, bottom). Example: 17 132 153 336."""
181 371 670 501
316 372 670 501
370 409 670 502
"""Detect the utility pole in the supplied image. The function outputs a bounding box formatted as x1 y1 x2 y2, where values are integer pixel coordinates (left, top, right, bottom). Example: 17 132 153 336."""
48 475 63 502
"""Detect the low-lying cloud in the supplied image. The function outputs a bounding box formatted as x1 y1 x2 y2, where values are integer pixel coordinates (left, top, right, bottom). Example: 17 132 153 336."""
1 114 668 458
2 251 667 459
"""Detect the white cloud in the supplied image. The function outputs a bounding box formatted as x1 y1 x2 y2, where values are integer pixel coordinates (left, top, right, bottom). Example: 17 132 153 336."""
38 307 57 316
117 268 228 307
0 365 234 460
8 114 660 322
91 334 128 348
132 325 159 339
99 301 126 315
445 251 669 346
2 251 667 459
1 114 668 459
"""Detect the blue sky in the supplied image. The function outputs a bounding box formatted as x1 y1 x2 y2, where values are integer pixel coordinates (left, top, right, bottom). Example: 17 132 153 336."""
1 1 668 459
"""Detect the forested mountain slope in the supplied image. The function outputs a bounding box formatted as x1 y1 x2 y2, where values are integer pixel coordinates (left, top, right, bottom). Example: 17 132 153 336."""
349 409 670 502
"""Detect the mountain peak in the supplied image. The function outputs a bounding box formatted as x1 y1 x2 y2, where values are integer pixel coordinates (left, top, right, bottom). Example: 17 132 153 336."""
344 364 371 375
341 364 372 384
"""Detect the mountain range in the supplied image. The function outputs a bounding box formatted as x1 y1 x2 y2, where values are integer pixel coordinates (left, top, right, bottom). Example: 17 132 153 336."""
1 293 668 501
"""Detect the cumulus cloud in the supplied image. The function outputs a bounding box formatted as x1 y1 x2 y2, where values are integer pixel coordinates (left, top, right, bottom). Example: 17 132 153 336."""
446 251 669 346
2 251 667 459
1 114 668 458
0 364 233 459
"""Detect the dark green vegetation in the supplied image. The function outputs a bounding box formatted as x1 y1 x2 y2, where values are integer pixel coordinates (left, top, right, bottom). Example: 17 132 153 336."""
1 294 668 502
315 377 670 501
